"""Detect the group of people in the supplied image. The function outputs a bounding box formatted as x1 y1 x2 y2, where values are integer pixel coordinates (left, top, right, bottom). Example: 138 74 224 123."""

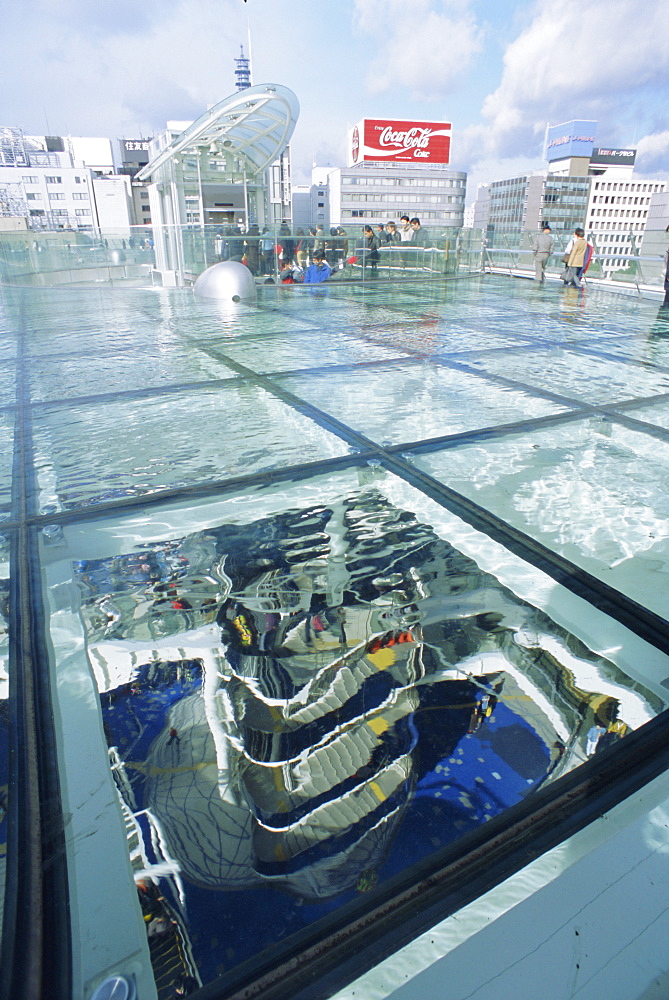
216 216 435 285
359 217 431 275
532 224 593 287
275 216 434 283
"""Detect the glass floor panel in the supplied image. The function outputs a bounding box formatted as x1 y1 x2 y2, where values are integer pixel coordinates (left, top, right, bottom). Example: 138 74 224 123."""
413 417 669 620
462 346 669 404
0 414 13 520
31 385 348 511
3 273 669 999
29 349 239 401
275 363 573 446
206 329 411 373
614 398 669 432
43 470 668 997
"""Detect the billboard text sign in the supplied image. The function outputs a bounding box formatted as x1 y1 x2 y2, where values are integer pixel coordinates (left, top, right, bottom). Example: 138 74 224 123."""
546 120 597 162
349 118 451 166
590 147 636 166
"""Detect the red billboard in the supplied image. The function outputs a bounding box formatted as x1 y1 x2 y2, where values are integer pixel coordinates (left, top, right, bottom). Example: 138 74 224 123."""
349 118 451 166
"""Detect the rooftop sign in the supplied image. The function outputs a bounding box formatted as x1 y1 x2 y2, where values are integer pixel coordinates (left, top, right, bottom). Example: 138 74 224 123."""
590 146 636 166
546 120 597 162
349 118 451 166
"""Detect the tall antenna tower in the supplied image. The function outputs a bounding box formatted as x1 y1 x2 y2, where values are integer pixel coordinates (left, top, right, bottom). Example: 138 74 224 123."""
234 45 251 91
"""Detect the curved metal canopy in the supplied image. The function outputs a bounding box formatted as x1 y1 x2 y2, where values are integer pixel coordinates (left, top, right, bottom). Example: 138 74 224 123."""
136 83 299 182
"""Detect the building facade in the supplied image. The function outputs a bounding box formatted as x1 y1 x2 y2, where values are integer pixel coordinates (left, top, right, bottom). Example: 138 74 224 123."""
586 173 666 273
329 161 466 228
0 126 141 231
477 122 667 274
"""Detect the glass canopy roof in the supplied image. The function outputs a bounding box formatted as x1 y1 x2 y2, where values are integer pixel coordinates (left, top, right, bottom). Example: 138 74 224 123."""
136 84 299 182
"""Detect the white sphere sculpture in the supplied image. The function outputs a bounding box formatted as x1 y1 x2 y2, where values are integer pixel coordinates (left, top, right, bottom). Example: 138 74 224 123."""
193 261 256 303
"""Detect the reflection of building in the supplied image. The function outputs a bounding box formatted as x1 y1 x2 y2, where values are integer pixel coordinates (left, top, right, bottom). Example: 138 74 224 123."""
78 485 657 984
137 85 298 285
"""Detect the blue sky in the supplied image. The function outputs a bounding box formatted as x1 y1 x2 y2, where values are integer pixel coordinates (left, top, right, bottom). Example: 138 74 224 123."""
3 0 668 202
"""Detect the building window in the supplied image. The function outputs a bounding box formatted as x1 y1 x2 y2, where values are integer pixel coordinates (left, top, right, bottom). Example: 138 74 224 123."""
51 208 68 217
29 209 45 216
72 192 89 200
75 208 91 216
22 175 38 184
26 192 42 201
49 193 65 201
45 176 62 184
318 202 324 207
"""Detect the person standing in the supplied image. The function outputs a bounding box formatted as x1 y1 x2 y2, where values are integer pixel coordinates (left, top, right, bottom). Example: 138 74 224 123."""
663 242 669 306
260 228 274 274
532 224 554 281
313 224 326 255
385 221 400 244
295 228 308 270
563 228 587 287
398 215 413 268
363 225 380 276
410 217 430 247
398 215 413 243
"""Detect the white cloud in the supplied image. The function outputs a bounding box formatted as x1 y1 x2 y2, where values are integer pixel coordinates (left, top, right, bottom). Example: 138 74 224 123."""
634 130 669 177
480 0 669 158
353 0 483 99
4 0 255 136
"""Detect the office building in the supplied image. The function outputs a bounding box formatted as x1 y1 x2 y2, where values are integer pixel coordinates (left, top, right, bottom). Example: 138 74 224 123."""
477 120 667 270
329 161 466 227
0 126 143 231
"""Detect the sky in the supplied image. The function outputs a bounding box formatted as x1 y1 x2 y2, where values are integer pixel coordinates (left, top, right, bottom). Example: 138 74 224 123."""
3 0 669 203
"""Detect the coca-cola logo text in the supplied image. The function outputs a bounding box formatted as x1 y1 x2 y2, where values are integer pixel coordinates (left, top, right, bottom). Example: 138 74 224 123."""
378 126 433 150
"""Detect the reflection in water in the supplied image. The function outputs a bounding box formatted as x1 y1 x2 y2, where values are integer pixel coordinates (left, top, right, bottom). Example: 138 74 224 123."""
0 568 8 940
75 490 658 994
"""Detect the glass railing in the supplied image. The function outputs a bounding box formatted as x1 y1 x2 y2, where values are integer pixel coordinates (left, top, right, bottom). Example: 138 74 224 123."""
0 224 484 288
483 230 668 292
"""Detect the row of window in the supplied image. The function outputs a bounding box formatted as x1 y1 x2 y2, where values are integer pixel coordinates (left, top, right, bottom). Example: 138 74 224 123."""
30 207 91 217
593 181 664 193
592 195 650 206
343 176 463 188
597 233 633 242
343 209 460 220
25 192 89 202
590 220 644 231
345 193 463 205
22 174 86 184
590 208 646 218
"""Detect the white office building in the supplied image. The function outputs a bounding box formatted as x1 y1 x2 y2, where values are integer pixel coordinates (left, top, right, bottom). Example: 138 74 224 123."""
0 126 134 230
585 171 666 274
328 161 466 228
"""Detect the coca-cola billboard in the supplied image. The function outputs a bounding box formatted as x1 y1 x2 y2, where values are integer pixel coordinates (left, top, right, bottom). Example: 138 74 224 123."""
348 118 451 166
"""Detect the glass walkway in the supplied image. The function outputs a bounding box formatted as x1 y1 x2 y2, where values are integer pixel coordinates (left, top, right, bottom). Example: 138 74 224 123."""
2 272 669 1000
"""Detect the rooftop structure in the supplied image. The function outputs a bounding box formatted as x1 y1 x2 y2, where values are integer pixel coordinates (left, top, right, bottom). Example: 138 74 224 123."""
1 236 669 999
137 84 298 284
